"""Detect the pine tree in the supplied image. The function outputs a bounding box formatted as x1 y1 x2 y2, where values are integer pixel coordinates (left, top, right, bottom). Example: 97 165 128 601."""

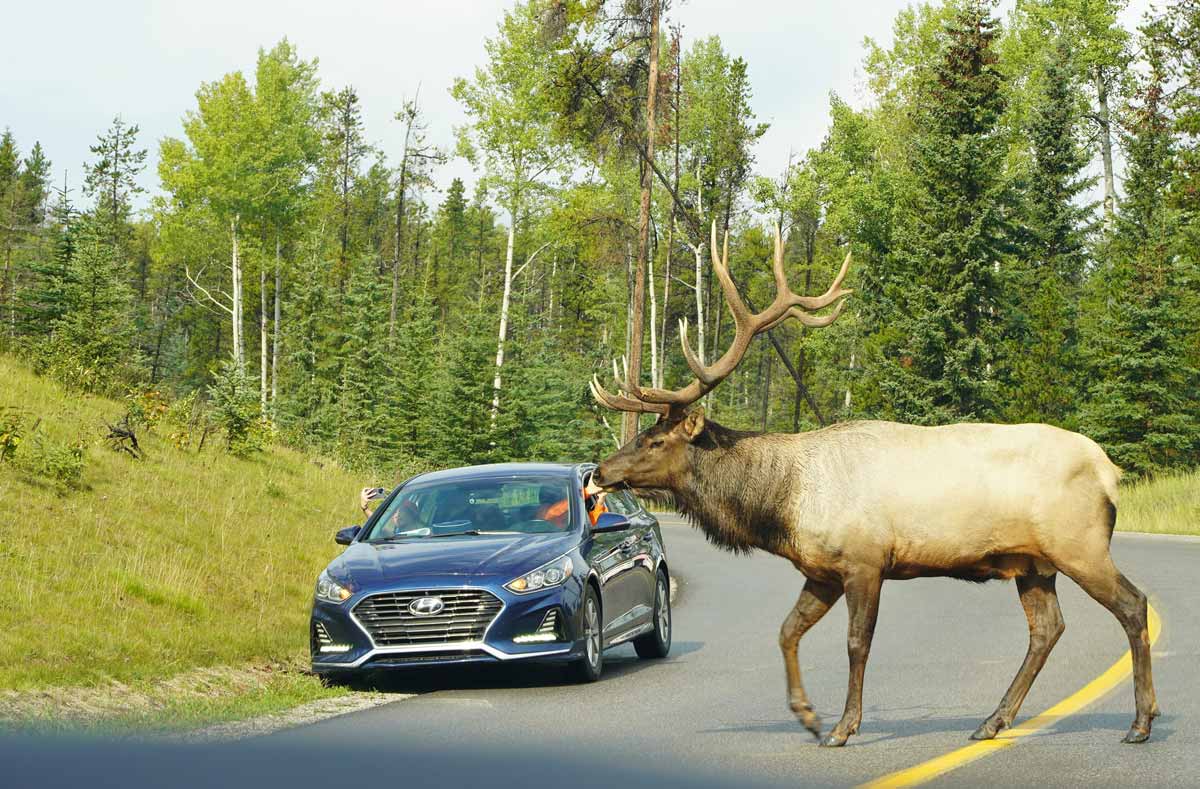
334 264 399 469
44 215 141 393
1000 35 1094 424
1078 45 1200 475
18 180 76 334
875 0 1010 424
83 116 146 246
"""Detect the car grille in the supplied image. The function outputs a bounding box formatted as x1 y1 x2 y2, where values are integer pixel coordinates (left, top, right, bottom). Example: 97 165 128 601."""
353 589 504 646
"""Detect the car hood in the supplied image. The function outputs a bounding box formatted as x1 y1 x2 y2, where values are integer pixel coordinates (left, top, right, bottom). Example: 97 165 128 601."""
331 532 580 587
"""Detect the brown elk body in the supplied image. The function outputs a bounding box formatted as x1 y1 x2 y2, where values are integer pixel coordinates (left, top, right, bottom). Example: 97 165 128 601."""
591 223 1158 747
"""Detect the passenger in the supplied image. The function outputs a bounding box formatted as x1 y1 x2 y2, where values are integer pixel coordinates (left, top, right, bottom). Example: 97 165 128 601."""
536 486 570 529
584 478 609 526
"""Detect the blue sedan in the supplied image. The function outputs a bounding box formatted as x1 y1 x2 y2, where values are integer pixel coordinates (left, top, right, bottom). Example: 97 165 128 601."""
310 463 671 683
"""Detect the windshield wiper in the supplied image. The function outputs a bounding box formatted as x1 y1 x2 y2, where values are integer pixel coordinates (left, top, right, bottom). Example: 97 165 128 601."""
428 529 485 538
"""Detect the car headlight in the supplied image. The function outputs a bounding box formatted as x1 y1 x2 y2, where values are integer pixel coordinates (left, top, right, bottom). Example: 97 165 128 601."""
505 554 573 594
315 570 354 604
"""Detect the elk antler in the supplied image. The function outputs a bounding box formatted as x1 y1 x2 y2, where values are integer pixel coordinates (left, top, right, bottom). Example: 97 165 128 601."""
591 220 852 418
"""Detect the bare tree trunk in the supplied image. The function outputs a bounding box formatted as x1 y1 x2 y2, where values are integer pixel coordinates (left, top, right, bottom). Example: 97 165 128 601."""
231 215 243 369
692 242 705 365
760 350 773 431
491 218 517 420
389 152 409 339
845 352 856 413
548 255 557 329
272 239 281 405
1097 71 1116 228
622 0 661 444
260 263 268 412
649 243 659 390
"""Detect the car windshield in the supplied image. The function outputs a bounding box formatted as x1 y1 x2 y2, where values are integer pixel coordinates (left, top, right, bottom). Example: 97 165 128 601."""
362 476 577 541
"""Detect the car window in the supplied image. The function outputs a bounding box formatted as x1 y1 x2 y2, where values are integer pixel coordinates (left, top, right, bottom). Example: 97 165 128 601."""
363 476 575 540
606 491 640 517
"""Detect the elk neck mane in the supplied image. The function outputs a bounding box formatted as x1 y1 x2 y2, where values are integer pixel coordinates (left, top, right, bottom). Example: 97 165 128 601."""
662 419 812 556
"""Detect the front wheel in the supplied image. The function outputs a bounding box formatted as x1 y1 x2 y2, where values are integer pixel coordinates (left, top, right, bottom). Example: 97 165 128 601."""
634 569 671 659
572 586 603 683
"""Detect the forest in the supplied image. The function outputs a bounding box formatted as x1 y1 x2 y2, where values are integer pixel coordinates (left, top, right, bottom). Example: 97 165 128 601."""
1 0 1197 482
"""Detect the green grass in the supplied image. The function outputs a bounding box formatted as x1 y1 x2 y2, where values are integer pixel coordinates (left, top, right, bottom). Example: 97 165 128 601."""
0 355 367 724
1117 470 1200 536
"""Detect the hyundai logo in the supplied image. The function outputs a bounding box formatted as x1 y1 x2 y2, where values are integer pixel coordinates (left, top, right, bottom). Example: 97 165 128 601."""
409 596 445 617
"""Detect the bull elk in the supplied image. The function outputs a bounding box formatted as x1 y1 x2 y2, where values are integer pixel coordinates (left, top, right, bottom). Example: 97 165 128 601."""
590 222 1158 747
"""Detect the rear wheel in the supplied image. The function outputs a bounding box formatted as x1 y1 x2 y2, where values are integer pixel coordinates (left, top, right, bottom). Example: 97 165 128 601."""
634 569 671 659
572 586 603 683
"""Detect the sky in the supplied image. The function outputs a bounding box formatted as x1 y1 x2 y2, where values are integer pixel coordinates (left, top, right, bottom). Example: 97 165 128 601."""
0 0 1154 213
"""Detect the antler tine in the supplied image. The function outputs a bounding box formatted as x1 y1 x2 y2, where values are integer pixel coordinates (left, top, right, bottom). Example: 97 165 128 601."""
678 316 717 384
772 223 789 294
590 375 671 416
589 223 852 421
788 250 854 312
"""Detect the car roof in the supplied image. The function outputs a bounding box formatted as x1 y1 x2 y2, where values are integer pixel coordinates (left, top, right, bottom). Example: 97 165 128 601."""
406 462 589 486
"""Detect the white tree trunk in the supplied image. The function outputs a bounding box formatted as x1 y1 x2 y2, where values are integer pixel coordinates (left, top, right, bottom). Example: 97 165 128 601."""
658 217 672 389
693 243 705 365
491 220 517 419
648 249 658 389
260 263 268 412
844 352 855 412
271 241 280 405
1097 71 1116 229
231 215 244 369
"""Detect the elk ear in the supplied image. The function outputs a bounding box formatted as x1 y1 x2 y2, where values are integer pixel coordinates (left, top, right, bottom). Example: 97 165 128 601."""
681 407 706 441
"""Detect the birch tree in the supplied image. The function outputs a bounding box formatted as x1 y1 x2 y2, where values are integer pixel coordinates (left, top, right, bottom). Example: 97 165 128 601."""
452 1 568 420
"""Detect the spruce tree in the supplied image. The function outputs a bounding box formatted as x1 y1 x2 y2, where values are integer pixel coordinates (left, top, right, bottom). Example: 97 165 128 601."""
1001 35 1094 425
1078 46 1200 475
876 0 1010 424
46 215 141 393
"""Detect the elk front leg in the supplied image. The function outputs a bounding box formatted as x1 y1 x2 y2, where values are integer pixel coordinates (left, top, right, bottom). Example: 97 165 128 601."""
971 572 1065 740
821 571 882 748
780 578 843 739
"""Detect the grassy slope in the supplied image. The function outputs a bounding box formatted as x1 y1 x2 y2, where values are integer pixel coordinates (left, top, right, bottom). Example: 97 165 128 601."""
0 355 366 698
1117 470 1200 536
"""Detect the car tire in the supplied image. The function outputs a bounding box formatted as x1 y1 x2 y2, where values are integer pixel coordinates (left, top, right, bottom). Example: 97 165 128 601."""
572 586 603 683
634 569 671 659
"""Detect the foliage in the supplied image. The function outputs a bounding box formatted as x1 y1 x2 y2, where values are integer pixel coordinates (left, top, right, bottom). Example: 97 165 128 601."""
207 359 266 456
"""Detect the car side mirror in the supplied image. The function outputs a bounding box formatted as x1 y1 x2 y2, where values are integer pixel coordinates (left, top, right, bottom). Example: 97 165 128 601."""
335 525 361 545
591 512 631 534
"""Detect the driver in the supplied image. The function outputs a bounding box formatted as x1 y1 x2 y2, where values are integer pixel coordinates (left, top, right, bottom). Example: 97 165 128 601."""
536 486 570 529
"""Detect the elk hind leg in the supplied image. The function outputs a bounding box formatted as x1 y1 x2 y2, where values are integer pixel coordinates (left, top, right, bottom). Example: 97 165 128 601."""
780 578 843 739
1057 552 1157 743
820 571 883 748
971 571 1064 740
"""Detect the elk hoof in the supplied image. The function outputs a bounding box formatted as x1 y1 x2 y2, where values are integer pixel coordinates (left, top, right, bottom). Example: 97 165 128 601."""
1122 726 1151 744
969 717 1006 741
791 702 822 739
819 732 848 748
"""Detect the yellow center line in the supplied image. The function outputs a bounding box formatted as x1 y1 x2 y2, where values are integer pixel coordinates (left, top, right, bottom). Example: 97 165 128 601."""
860 603 1162 789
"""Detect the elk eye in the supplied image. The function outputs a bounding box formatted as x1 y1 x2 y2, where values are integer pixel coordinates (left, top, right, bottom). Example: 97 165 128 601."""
649 438 665 449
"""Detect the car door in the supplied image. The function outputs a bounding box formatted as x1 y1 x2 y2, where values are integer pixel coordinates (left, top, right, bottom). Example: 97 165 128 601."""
592 491 654 639
611 491 658 628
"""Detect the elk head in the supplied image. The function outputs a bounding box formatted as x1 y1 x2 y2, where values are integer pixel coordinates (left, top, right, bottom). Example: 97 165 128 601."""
591 221 852 491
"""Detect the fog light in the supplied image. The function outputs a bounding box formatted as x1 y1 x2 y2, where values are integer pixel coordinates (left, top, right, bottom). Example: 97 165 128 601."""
514 633 558 643
319 644 352 653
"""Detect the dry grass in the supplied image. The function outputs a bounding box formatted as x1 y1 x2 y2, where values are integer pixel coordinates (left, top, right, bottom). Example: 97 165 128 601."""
1117 470 1200 536
0 355 367 693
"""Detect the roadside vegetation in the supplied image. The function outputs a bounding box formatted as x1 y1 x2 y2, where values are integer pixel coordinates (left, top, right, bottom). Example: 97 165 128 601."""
1117 471 1200 536
0 355 367 727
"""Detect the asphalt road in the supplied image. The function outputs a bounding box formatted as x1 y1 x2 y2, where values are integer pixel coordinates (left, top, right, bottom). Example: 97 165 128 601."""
4 517 1196 788
268 516 1200 787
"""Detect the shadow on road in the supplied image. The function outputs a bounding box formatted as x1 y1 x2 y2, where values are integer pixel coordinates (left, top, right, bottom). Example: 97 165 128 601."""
701 709 1176 746
362 640 706 695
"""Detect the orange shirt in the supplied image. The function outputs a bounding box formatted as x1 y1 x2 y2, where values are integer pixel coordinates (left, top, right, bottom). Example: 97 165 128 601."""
538 499 570 528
